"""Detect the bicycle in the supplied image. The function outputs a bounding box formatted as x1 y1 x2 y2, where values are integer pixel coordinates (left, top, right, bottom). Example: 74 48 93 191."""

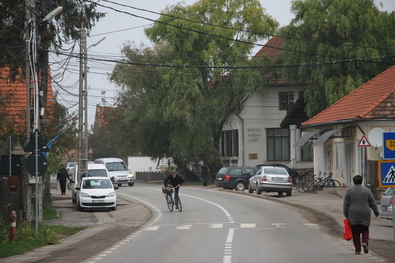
162 186 182 212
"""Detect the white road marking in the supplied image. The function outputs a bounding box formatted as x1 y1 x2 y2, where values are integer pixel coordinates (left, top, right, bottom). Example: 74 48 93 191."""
208 224 224 228
176 224 192 230
240 223 256 228
224 228 235 263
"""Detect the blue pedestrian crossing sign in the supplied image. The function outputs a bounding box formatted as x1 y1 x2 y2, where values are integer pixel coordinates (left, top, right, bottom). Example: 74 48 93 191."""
378 161 395 188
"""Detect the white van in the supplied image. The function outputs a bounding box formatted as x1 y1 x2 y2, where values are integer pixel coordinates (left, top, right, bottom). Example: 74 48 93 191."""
94 158 134 187
71 163 110 204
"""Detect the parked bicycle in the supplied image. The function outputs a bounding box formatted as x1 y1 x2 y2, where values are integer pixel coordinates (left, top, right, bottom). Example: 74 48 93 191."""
296 172 342 193
162 186 182 212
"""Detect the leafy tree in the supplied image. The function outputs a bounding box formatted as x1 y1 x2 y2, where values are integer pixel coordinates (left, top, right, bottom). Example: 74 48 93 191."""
88 106 136 160
279 0 395 117
111 0 278 178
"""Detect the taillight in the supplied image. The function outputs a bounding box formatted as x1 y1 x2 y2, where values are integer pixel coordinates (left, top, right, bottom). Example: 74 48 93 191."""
287 176 292 183
225 175 231 181
262 175 267 181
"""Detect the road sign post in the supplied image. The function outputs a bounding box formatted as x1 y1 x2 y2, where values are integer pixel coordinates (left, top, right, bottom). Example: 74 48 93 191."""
378 160 395 241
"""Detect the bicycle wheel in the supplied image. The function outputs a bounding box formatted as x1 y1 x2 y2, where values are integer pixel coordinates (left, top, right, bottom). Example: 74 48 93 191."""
176 196 182 212
166 194 174 212
326 179 342 188
296 180 306 193
306 182 318 193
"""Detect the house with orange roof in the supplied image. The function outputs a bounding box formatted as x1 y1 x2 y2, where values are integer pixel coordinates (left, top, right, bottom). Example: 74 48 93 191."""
297 65 395 191
0 67 54 137
221 37 312 172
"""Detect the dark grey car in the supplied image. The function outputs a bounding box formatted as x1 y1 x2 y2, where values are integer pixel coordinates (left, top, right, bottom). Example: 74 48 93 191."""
215 166 256 191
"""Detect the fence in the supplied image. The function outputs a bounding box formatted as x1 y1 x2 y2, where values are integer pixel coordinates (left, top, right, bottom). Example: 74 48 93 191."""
0 177 22 225
136 171 165 181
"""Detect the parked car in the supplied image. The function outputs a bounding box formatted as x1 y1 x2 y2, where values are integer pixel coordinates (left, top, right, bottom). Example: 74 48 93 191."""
256 163 300 184
248 166 293 196
94 158 134 187
65 162 77 177
380 188 395 220
71 163 110 204
75 177 118 211
215 166 256 191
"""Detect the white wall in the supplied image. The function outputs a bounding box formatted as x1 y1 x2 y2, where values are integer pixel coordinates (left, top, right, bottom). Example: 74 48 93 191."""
127 156 160 178
223 85 305 167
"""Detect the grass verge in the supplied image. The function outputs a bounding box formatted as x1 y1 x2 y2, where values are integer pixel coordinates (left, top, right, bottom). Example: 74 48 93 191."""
0 209 85 258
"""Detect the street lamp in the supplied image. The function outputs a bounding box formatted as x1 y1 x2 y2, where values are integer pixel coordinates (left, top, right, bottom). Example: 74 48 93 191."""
26 4 62 238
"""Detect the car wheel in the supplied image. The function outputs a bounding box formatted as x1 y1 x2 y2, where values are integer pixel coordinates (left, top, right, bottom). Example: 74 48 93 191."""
128 182 134 186
286 191 292 196
248 183 253 193
278 191 283 196
256 184 262 195
118 183 122 187
77 202 84 212
235 182 245 191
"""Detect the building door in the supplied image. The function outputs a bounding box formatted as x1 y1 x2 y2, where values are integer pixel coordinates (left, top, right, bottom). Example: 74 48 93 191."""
346 142 355 186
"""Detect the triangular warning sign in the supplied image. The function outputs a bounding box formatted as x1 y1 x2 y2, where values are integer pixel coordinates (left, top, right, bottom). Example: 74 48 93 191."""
358 135 371 147
383 165 395 183
24 129 49 152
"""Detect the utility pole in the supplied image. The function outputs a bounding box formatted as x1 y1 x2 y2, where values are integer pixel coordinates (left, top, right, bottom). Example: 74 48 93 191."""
78 29 88 183
25 0 36 225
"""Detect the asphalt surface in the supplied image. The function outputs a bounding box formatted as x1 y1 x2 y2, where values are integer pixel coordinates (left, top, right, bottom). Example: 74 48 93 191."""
2 180 394 263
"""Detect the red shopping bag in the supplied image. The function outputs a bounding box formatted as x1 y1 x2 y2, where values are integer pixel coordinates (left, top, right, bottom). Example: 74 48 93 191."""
343 218 353 241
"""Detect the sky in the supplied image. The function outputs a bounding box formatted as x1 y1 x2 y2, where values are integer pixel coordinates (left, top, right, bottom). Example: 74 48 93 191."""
50 0 395 128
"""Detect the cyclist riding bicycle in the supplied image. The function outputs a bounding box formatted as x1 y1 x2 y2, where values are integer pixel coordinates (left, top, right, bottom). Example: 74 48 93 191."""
164 171 184 208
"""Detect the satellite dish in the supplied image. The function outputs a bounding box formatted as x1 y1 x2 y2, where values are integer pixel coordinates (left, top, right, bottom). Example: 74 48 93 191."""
368 128 384 147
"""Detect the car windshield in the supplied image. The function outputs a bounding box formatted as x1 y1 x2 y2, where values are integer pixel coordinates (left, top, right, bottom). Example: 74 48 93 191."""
262 167 288 175
68 163 77 168
105 162 128 171
87 169 108 177
384 188 395 195
82 179 112 189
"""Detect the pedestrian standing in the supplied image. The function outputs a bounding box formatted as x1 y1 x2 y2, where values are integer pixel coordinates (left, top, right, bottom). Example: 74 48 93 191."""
201 162 209 186
57 165 70 195
343 175 379 254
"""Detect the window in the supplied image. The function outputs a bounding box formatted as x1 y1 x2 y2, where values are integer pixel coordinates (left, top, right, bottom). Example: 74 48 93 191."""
267 128 290 161
301 142 313 161
279 92 294 110
221 130 239 157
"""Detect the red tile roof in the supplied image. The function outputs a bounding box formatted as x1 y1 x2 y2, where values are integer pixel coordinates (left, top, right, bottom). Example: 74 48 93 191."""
253 37 284 60
302 66 395 127
0 67 54 135
93 105 119 131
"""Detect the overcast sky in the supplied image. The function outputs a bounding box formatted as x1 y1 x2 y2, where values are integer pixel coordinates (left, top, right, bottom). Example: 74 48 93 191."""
50 0 395 127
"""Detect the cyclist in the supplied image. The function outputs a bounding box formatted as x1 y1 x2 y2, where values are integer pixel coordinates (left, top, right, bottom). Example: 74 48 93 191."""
164 171 184 208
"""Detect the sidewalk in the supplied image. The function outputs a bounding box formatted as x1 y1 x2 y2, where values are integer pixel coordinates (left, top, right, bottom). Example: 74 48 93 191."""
260 186 394 241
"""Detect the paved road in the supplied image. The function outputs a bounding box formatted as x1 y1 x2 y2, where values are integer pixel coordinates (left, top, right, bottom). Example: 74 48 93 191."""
3 180 393 263
84 184 384 263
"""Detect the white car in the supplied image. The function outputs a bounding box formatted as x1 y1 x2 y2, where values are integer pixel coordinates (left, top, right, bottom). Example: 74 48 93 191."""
380 188 395 220
75 177 118 211
71 163 110 204
248 166 293 196
65 162 77 177
94 158 134 187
